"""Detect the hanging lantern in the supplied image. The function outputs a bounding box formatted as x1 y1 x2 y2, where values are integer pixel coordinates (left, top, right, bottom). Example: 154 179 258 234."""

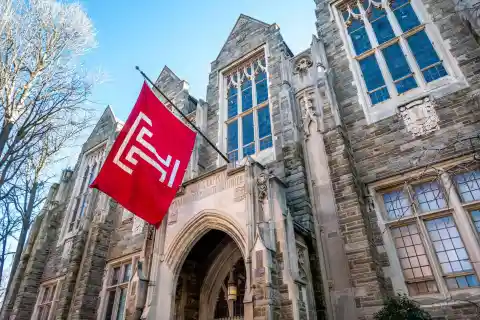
227 278 237 301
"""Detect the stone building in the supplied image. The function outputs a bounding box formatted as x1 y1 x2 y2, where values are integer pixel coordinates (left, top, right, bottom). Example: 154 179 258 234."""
2 0 480 318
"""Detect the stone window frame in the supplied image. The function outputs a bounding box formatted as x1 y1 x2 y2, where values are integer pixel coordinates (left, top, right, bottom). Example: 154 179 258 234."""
59 141 107 244
369 159 480 303
98 254 140 320
331 0 467 124
31 277 64 320
217 45 276 167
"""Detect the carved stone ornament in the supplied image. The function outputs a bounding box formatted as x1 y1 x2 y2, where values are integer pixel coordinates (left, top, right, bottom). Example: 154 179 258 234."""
455 0 480 42
299 92 320 137
296 245 308 282
294 56 313 74
256 172 268 201
398 97 440 137
132 215 144 235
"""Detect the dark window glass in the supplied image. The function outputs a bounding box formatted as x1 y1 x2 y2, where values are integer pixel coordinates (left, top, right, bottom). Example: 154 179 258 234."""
407 30 447 82
255 72 268 104
242 113 255 156
358 55 390 104
227 86 238 118
347 19 372 55
392 2 420 32
369 7 395 44
104 291 116 320
257 106 271 139
241 79 253 111
123 264 132 283
227 121 238 153
382 43 418 94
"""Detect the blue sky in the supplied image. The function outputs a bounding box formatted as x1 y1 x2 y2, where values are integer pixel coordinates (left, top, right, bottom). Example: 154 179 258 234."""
79 0 318 122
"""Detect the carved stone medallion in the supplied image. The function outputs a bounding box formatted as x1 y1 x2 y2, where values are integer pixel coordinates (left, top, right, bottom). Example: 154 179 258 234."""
294 56 313 74
398 97 440 137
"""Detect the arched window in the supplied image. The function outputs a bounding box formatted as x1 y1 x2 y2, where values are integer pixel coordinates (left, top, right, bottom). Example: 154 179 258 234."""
225 53 272 163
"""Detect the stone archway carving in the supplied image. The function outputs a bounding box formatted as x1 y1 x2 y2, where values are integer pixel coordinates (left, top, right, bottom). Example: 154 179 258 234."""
165 210 247 276
198 242 243 320
164 210 248 319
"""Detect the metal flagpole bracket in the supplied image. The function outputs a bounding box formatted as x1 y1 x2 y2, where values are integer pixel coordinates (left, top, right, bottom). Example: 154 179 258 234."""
135 66 230 163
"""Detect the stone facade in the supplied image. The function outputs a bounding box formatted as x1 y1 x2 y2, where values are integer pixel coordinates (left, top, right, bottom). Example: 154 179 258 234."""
2 2 480 319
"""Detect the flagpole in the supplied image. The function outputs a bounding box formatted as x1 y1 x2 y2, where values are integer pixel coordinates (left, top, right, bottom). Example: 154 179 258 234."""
135 66 230 163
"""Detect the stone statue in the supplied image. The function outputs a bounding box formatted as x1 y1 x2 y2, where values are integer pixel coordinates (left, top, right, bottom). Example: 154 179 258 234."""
300 94 319 137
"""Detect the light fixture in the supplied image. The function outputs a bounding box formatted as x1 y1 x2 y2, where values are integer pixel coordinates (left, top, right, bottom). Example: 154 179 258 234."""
227 271 237 301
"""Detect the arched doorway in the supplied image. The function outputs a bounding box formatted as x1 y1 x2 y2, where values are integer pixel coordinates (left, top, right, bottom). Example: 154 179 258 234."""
173 229 246 320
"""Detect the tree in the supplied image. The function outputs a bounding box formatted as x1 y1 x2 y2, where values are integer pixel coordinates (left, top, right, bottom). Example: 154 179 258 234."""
0 0 97 301
374 295 432 320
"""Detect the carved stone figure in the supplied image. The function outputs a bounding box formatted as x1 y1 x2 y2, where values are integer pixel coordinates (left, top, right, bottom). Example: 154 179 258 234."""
299 93 320 137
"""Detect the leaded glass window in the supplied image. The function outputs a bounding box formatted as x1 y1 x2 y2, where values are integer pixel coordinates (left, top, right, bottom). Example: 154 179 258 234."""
340 0 448 106
454 170 480 203
426 217 479 289
34 278 63 320
225 54 272 162
103 258 137 320
65 144 105 236
392 224 437 295
378 170 480 298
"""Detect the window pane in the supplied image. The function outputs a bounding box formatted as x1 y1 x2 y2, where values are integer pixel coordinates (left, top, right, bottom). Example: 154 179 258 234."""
123 264 132 283
227 120 238 153
426 217 477 285
241 80 253 112
40 305 50 320
369 7 395 44
112 267 121 285
257 106 271 139
406 30 447 82
43 287 50 303
227 86 238 118
116 288 127 320
105 290 116 320
347 19 372 55
79 166 89 194
242 113 255 156
383 190 412 219
454 171 480 202
255 72 268 105
414 181 446 212
392 2 420 32
228 151 238 163
88 163 97 185
391 224 437 295
358 55 390 104
382 43 418 94
471 210 480 233
79 195 88 219
260 137 273 151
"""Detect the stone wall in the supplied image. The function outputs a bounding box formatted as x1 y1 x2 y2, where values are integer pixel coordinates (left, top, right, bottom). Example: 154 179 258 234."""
314 0 480 317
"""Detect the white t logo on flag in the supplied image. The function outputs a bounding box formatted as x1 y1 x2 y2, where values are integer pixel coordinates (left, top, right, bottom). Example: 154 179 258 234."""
113 112 180 188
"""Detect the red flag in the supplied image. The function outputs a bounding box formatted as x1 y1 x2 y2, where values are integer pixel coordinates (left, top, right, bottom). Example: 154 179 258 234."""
91 82 196 226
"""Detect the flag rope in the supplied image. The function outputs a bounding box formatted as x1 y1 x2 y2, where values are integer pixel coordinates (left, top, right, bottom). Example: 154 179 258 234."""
136 66 230 163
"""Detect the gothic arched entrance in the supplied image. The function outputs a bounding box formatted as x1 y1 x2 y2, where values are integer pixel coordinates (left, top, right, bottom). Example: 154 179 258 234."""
173 229 246 320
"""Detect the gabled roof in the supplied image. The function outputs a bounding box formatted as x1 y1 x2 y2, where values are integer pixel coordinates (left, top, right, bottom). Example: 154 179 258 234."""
156 65 181 85
215 14 271 60
86 105 117 142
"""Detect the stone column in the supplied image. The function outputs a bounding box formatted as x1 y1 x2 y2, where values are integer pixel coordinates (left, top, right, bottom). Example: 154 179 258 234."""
298 87 358 320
